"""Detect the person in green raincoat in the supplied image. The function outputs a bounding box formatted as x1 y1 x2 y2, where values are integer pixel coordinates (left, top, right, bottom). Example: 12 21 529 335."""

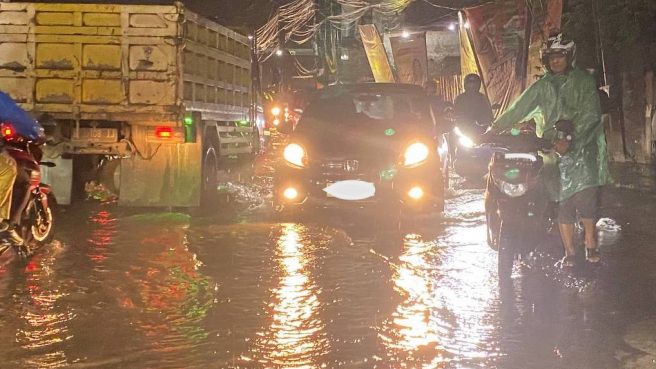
490 33 610 267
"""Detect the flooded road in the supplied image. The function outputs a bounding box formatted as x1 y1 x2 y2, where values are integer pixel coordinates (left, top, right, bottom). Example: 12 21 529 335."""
0 146 655 368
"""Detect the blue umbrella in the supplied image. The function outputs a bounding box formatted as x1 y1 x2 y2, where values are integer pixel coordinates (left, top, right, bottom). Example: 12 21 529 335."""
0 91 43 140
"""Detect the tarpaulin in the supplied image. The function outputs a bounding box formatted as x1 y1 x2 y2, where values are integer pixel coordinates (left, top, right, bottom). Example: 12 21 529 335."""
0 91 42 140
464 0 529 111
358 24 395 83
526 0 563 86
390 32 428 86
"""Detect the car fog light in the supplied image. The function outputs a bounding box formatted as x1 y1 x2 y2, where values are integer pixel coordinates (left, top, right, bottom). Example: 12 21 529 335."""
283 187 299 200
408 186 424 200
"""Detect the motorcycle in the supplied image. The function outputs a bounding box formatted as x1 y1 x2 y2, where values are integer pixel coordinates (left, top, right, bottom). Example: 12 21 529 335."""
484 121 574 283
0 123 55 256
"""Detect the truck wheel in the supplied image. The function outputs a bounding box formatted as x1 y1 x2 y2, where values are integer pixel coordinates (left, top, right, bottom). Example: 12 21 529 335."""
201 146 219 210
252 127 261 155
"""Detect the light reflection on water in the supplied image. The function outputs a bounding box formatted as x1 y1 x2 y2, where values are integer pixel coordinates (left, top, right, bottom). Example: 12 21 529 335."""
246 223 329 368
0 180 636 369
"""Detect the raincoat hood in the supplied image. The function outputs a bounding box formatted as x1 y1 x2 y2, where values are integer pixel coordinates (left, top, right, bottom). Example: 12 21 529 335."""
491 68 610 201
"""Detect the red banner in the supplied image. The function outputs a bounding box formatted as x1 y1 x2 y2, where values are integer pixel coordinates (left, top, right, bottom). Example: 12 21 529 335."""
526 0 563 85
465 0 529 111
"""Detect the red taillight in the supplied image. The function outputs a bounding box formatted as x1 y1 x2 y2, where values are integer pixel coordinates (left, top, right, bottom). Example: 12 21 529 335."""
1 123 15 138
155 126 173 139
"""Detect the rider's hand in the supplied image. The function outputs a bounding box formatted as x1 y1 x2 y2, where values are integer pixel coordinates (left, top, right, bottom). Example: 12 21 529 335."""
554 138 571 155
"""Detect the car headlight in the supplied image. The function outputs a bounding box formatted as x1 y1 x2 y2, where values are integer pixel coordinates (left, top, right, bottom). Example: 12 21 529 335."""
454 126 475 148
494 178 527 197
283 143 307 167
403 142 430 167
271 106 281 116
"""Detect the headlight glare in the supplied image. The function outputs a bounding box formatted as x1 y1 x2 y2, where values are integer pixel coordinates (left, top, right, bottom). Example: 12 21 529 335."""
283 143 307 167
454 126 475 148
403 142 430 167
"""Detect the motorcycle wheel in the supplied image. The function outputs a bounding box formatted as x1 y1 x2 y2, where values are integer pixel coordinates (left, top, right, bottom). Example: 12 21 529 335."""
26 196 55 245
497 222 515 284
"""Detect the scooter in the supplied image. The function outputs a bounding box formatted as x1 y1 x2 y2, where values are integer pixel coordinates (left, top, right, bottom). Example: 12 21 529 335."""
0 123 56 257
484 121 573 283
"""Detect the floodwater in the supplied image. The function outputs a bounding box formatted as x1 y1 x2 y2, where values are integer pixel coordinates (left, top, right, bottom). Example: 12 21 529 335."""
0 145 654 369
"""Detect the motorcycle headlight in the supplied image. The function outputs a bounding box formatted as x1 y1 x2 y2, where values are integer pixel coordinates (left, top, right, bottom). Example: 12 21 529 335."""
453 126 474 148
494 178 528 197
283 143 307 167
403 142 430 167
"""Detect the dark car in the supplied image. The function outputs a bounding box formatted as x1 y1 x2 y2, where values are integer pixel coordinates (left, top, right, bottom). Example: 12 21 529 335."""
274 83 447 218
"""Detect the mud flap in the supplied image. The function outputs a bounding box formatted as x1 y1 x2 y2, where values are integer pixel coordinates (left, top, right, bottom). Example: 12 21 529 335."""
119 126 202 207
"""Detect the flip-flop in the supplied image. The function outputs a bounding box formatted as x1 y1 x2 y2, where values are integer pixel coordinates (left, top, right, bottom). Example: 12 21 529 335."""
585 247 601 263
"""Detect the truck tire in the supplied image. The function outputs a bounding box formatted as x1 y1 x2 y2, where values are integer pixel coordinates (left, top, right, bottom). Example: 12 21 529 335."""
252 127 261 155
201 145 219 210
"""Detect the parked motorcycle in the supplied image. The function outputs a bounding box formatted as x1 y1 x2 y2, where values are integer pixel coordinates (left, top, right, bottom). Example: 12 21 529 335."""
0 123 55 256
484 121 574 283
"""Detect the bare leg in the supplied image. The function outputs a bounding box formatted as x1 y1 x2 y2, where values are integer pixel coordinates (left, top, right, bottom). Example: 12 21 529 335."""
581 218 600 262
559 223 576 265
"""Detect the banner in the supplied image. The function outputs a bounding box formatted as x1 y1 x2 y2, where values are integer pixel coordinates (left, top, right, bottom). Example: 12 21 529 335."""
458 11 479 81
390 32 428 86
465 0 529 111
526 0 563 86
358 24 395 83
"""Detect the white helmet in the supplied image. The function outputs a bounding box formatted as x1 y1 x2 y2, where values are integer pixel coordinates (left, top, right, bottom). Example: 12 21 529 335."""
541 32 576 71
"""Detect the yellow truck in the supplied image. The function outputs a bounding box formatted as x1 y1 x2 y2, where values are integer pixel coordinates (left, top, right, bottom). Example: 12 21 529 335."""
0 2 260 207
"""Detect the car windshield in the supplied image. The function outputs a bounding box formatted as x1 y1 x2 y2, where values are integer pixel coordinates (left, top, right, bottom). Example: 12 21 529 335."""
298 90 432 128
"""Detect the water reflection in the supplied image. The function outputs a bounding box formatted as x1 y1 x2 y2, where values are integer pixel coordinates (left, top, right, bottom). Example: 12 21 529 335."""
247 223 328 368
379 233 448 367
379 191 501 368
16 253 72 368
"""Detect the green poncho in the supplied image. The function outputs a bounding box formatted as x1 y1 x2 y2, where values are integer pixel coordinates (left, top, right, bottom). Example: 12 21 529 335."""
492 68 610 202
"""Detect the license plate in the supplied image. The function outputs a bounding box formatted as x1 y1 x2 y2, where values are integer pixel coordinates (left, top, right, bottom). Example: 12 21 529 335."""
323 180 375 200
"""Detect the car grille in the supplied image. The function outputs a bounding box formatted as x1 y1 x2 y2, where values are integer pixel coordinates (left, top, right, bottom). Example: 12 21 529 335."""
321 159 363 175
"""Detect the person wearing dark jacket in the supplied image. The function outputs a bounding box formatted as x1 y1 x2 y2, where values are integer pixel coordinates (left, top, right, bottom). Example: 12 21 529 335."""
454 73 494 134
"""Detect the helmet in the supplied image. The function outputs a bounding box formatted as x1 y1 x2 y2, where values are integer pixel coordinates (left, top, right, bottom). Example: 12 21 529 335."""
463 73 482 92
541 32 576 71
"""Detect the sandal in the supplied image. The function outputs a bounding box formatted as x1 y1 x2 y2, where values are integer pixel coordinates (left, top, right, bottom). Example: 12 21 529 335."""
585 247 601 263
559 255 576 269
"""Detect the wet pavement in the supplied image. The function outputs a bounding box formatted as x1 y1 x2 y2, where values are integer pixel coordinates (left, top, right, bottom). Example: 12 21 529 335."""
0 143 655 368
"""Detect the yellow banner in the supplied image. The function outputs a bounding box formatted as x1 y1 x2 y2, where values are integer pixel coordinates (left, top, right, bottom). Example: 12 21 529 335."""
358 24 395 83
390 32 428 86
458 11 479 79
